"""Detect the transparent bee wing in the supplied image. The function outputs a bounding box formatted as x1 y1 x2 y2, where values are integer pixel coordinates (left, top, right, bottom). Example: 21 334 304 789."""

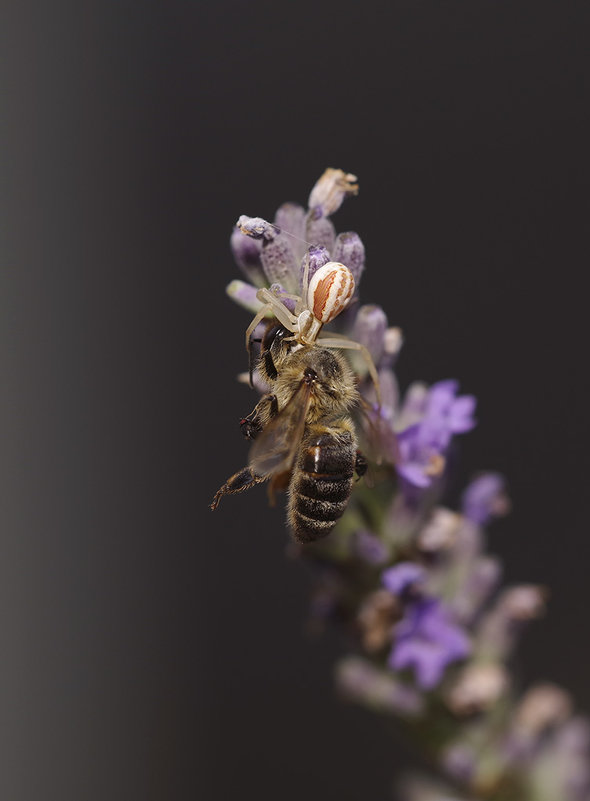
249 382 312 477
356 398 400 467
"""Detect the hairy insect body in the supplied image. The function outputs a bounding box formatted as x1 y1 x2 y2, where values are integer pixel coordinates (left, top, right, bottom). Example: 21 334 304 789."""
289 422 357 543
211 331 366 543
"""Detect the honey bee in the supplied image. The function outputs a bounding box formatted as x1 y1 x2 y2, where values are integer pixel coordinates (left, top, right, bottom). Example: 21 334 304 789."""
210 326 367 543
244 259 381 404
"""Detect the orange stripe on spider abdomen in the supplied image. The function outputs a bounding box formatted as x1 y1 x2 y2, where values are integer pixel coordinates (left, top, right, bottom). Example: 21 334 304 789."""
311 266 354 323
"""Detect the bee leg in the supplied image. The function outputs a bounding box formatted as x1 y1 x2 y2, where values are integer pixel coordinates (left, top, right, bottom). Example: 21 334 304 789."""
355 450 368 480
239 394 279 440
210 466 266 510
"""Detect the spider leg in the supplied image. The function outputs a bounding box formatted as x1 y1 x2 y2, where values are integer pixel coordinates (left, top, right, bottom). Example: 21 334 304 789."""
256 288 299 330
317 336 382 408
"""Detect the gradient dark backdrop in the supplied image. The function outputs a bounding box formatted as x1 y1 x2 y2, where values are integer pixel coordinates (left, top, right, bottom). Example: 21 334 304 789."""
2 2 589 799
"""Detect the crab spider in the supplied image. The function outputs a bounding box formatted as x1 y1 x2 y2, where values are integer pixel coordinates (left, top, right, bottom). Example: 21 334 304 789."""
245 261 381 405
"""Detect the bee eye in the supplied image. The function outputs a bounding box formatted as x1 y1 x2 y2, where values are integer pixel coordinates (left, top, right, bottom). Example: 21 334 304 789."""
307 262 355 323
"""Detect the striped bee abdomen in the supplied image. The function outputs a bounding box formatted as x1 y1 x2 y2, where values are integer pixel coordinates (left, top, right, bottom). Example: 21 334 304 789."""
288 429 356 544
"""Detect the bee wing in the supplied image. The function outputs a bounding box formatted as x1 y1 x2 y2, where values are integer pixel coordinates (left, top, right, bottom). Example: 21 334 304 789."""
249 382 312 477
356 399 400 466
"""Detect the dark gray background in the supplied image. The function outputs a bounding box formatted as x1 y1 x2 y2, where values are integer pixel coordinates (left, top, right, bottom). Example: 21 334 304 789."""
1 1 589 799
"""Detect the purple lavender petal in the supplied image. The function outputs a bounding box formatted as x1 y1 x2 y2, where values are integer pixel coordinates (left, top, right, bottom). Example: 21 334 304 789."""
382 562 425 596
390 599 471 690
449 395 477 433
230 226 266 287
461 472 507 525
332 231 366 286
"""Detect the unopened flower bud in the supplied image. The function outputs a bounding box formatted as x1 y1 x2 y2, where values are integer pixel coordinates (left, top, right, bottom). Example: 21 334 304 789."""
446 662 509 716
260 233 299 292
299 245 330 290
305 210 336 254
331 231 366 286
351 304 388 366
440 743 477 783
230 226 265 287
500 585 548 621
226 279 264 314
418 508 460 554
515 683 572 735
352 529 389 565
274 202 306 259
236 214 277 241
336 656 424 717
269 283 296 313
307 168 358 217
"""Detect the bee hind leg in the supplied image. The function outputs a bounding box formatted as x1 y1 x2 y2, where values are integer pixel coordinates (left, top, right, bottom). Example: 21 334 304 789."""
210 466 266 510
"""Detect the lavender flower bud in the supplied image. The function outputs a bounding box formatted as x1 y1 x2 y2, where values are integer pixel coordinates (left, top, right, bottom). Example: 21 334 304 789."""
451 555 502 624
332 231 366 285
230 226 265 287
500 585 547 621
440 743 477 784
417 508 460 554
353 529 389 566
336 656 424 717
514 684 572 735
269 283 296 313
446 662 509 716
275 203 306 242
299 245 330 291
381 326 404 368
351 304 388 366
307 167 358 217
305 209 336 254
477 585 547 660
226 279 264 314
236 214 277 241
259 235 298 291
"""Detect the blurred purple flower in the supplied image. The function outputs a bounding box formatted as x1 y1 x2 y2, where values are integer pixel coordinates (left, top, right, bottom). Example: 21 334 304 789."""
389 598 471 689
353 529 389 565
382 562 425 597
461 472 509 525
396 381 476 488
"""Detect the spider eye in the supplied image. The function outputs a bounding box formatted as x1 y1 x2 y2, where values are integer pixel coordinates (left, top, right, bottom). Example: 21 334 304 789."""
307 262 355 323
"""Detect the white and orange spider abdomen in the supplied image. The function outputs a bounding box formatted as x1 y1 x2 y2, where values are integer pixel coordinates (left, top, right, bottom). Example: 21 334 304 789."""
307 262 355 324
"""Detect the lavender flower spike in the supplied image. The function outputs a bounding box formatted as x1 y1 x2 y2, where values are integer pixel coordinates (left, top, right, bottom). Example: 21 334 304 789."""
218 171 590 801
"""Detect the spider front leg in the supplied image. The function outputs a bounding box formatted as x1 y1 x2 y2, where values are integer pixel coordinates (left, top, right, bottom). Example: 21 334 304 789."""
245 291 300 386
318 334 382 408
